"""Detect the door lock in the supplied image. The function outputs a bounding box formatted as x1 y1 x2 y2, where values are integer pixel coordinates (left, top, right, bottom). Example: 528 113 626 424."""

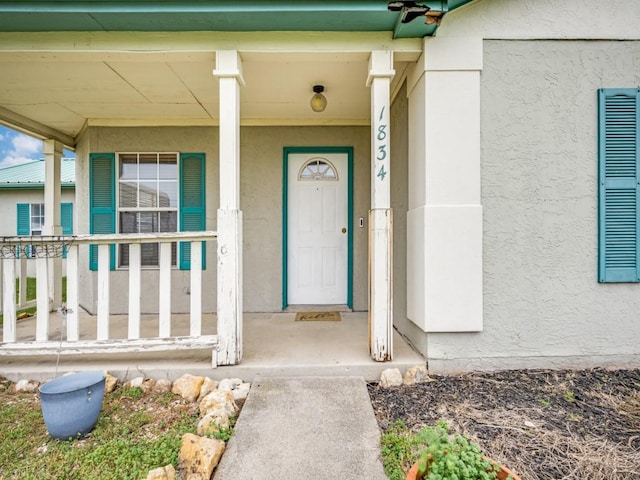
341 227 347 234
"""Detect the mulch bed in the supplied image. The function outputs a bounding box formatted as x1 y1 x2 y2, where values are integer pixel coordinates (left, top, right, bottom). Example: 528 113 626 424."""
368 368 640 480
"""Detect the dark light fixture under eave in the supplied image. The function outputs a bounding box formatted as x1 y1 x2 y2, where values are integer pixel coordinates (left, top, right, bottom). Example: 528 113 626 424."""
310 85 327 113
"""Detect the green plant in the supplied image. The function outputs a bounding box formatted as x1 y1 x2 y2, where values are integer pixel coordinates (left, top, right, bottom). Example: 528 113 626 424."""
414 421 510 480
380 420 418 480
206 415 237 442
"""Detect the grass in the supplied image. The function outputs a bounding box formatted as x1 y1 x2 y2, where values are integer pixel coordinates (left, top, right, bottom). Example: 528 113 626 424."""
0 277 66 326
0 382 201 480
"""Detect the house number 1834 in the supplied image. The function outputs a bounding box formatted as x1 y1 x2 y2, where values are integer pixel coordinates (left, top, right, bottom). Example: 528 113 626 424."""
376 107 388 181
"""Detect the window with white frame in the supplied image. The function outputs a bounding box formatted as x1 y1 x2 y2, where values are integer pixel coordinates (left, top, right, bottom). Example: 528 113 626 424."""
118 153 178 267
30 203 45 235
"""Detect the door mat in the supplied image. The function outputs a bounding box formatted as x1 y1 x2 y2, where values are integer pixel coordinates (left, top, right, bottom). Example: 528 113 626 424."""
295 311 341 322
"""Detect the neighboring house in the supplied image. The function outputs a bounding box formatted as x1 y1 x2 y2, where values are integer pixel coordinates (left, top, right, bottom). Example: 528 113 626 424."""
0 159 75 270
0 0 639 372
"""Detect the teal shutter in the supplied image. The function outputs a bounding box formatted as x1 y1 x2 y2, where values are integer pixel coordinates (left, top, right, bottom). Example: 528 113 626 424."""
89 153 116 270
61 202 73 258
16 203 30 235
598 88 640 282
179 153 206 270
16 203 30 258
61 203 73 235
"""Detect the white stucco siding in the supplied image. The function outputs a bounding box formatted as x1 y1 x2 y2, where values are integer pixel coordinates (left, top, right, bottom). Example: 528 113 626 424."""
75 125 371 314
426 40 640 372
442 0 640 40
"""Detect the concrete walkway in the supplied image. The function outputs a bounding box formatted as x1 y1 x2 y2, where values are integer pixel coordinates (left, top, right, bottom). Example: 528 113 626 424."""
213 377 388 480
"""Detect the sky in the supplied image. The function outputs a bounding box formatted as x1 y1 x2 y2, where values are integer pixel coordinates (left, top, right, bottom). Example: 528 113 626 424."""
0 125 74 169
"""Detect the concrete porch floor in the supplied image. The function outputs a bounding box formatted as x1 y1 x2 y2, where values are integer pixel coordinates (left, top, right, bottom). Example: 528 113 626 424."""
0 310 425 382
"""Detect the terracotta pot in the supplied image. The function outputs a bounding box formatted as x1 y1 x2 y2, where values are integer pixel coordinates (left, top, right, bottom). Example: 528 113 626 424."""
406 459 521 480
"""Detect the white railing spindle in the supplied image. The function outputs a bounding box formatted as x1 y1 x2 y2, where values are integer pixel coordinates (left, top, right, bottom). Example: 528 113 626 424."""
128 243 141 339
35 256 49 341
190 241 202 336
66 244 79 341
97 244 110 340
158 242 172 337
2 259 16 342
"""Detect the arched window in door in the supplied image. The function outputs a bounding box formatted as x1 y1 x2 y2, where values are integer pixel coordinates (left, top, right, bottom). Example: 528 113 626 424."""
298 157 338 181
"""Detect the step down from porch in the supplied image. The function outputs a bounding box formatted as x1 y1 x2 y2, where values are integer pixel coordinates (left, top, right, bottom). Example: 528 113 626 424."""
0 335 219 367
213 377 387 480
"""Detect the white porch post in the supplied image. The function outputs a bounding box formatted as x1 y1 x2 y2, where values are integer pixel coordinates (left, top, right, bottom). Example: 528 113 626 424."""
43 139 63 312
214 50 244 365
406 37 483 333
367 50 395 361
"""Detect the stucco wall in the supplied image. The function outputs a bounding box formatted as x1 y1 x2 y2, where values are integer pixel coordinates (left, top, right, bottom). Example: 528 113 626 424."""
75 125 371 314
426 40 640 372
0 188 75 276
0 189 75 237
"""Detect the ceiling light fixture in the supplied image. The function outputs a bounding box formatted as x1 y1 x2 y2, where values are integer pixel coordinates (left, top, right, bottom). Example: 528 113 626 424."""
310 85 327 113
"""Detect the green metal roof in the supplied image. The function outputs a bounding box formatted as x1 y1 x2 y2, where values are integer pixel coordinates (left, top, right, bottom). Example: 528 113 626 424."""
0 158 75 189
0 1 474 38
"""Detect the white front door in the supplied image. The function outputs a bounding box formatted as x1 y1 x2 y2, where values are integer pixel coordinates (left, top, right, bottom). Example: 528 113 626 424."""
288 152 348 305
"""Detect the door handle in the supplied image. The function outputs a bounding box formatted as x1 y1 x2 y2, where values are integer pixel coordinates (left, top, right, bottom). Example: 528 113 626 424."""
341 227 347 234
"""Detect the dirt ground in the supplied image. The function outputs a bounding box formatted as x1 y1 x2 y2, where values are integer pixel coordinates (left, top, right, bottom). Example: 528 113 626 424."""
368 368 640 480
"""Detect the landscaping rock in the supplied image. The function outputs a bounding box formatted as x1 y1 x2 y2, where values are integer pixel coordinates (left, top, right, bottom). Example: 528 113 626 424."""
232 382 251 401
140 378 157 393
172 374 205 403
380 368 403 388
15 379 39 393
145 464 176 480
197 377 218 402
217 378 242 392
104 373 118 393
126 376 145 389
152 379 173 394
196 411 230 436
403 364 431 385
178 433 225 480
218 378 250 401
199 389 237 417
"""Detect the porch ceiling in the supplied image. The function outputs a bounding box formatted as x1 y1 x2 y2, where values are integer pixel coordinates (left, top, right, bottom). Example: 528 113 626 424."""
0 0 481 147
0 47 414 147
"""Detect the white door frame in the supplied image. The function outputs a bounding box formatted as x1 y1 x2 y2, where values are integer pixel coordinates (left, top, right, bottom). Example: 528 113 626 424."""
282 146 353 309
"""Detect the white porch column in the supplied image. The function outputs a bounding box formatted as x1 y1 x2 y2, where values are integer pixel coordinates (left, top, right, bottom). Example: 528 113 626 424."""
43 139 63 311
406 36 483 333
214 50 244 365
367 50 395 361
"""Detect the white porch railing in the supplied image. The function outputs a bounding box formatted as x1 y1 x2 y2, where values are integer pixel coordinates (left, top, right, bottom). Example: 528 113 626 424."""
1 232 218 365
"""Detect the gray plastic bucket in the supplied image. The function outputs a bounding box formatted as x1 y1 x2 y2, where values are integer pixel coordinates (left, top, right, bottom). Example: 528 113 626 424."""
39 371 106 440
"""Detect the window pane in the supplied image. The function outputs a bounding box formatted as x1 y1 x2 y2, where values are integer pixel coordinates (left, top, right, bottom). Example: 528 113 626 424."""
141 244 158 266
158 181 177 207
139 154 158 179
120 155 137 180
159 155 177 179
119 182 138 208
139 181 158 208
120 212 137 233
160 211 178 232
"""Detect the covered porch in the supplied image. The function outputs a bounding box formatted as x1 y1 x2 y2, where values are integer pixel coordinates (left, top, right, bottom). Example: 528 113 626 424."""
0 1 484 372
0 308 424 382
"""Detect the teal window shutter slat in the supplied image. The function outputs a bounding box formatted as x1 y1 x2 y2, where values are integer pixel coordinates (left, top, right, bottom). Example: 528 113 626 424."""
61 202 73 258
89 153 116 271
179 153 206 270
598 88 640 282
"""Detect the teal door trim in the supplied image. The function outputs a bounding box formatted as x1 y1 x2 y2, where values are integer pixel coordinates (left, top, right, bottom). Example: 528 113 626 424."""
282 146 354 309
